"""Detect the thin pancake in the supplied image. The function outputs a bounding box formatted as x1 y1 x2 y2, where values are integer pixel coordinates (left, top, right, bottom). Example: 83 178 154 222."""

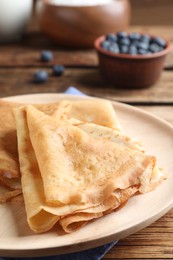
0 100 21 179
15 105 156 233
56 99 122 130
0 98 122 203
0 98 122 180
76 122 143 151
14 106 120 232
0 100 69 202
75 122 165 192
59 187 138 233
0 100 63 179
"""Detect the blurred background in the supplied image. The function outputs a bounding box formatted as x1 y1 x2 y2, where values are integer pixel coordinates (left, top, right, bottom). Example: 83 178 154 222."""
32 0 173 26
0 0 173 46
130 0 173 25
0 0 173 91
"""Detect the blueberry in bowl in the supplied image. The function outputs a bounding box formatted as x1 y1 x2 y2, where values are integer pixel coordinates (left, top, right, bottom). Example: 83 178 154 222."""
94 32 170 88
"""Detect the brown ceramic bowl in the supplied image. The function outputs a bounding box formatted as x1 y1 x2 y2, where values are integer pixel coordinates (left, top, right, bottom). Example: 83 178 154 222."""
37 0 131 48
94 34 171 88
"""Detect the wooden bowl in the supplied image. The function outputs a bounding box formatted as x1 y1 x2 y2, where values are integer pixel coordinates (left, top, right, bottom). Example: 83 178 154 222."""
94 34 171 88
37 0 131 48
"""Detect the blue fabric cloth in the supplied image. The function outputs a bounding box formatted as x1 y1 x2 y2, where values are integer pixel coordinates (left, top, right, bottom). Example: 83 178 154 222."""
64 86 85 96
1 87 117 260
1 242 117 260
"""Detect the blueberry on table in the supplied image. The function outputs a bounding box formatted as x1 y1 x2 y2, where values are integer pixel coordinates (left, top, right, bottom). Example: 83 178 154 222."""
33 70 48 83
53 65 65 76
41 50 53 62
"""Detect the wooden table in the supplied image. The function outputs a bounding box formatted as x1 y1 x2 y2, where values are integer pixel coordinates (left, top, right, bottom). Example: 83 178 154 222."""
0 24 173 259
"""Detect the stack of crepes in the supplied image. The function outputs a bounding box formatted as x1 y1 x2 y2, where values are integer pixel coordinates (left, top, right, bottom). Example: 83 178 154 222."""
0 98 165 234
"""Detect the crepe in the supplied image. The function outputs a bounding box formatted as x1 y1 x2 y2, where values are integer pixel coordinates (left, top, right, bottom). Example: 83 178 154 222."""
0 98 122 202
0 100 62 179
14 105 156 233
56 99 122 130
0 98 121 178
74 122 165 193
0 100 69 202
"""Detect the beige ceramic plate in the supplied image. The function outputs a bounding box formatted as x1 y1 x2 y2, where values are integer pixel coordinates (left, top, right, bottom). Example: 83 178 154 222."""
0 93 173 257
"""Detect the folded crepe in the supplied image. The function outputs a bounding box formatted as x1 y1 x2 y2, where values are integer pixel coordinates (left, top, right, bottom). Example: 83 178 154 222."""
56 100 122 131
0 98 122 202
0 100 64 179
0 99 121 179
14 105 156 233
0 100 69 202
74 122 165 193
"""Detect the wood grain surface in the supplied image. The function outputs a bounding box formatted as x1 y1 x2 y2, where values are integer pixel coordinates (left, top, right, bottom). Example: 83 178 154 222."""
131 0 173 26
105 209 173 259
0 21 173 259
0 26 173 68
0 67 172 104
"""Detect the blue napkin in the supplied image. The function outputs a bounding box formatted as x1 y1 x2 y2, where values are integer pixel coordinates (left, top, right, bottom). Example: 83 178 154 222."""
64 86 85 96
1 87 117 260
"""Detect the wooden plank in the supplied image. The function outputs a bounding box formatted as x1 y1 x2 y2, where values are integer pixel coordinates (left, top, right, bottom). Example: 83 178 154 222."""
131 0 173 25
0 26 173 68
106 245 173 259
0 34 97 67
0 68 173 104
103 209 173 259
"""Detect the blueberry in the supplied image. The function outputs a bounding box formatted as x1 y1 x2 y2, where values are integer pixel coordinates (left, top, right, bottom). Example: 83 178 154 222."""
33 70 48 83
41 50 53 62
137 41 149 50
128 45 138 55
149 43 162 53
152 37 166 48
102 31 166 56
138 48 150 55
106 33 117 42
108 43 120 53
116 31 128 39
119 37 130 46
53 65 65 76
140 34 150 43
129 39 139 46
129 32 141 41
120 45 128 54
101 40 111 50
